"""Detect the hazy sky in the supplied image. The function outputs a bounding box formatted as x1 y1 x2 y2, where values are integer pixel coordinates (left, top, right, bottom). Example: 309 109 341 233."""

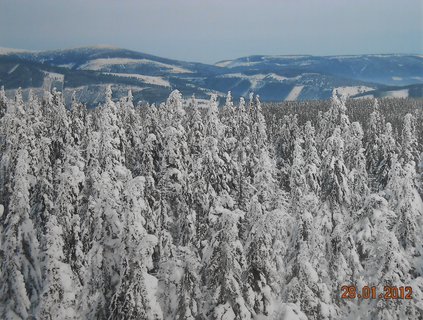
0 0 422 63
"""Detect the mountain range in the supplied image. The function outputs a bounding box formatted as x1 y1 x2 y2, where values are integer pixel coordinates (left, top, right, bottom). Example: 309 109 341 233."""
1 46 422 106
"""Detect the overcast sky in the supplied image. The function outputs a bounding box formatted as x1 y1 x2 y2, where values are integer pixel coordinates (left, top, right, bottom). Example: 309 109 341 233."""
0 0 422 63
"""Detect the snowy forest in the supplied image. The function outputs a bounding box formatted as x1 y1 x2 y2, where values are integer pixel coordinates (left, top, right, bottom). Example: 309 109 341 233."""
0 85 422 320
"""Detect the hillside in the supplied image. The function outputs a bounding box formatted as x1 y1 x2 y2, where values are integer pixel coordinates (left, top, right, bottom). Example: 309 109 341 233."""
1 46 422 106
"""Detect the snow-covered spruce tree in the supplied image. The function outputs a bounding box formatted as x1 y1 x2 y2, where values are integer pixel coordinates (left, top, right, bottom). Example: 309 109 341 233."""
349 194 412 319
204 94 224 140
79 118 101 252
0 89 25 216
218 93 239 204
319 127 354 306
234 97 254 210
202 204 251 320
36 215 79 320
187 95 205 161
36 95 84 320
0 86 7 119
220 91 237 138
0 89 45 241
30 89 68 240
316 92 347 150
70 92 88 153
243 191 290 319
176 250 201 320
97 85 127 170
27 89 41 117
285 137 337 320
220 92 238 159
13 87 25 115
365 99 386 191
250 95 268 158
243 109 288 318
303 121 321 195
81 86 132 319
344 121 370 211
158 90 191 246
170 96 211 320
387 113 423 258
118 90 143 175
401 113 419 165
419 152 423 198
195 96 252 319
0 148 42 320
201 94 227 196
320 127 351 212
141 103 163 184
383 153 423 319
386 153 423 255
53 141 85 278
139 104 163 237
274 114 300 191
42 88 69 162
375 122 398 190
108 176 162 320
186 97 209 250
156 90 194 320
372 237 422 320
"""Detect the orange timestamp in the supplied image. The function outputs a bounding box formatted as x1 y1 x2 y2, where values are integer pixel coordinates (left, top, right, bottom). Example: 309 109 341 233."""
341 285 413 300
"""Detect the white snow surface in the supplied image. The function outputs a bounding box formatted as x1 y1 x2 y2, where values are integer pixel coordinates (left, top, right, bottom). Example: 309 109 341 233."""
0 47 33 55
57 63 76 69
273 303 308 320
286 86 304 101
216 60 261 68
215 60 233 67
219 73 286 81
218 73 298 92
42 71 64 82
216 55 311 67
80 58 192 73
8 64 20 74
104 73 170 87
334 86 374 98
144 273 163 318
383 89 409 98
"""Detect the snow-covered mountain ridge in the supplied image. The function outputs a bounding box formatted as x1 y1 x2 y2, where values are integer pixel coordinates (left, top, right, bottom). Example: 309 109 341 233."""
0 46 422 105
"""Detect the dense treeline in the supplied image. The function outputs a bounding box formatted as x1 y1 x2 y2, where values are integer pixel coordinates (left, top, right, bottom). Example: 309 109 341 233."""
0 86 422 319
264 98 423 145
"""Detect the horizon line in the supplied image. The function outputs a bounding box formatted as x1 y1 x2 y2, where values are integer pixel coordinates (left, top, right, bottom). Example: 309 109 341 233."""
1 44 422 65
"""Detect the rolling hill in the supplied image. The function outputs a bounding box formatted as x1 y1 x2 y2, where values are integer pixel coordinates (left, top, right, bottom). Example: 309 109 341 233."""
1 46 422 106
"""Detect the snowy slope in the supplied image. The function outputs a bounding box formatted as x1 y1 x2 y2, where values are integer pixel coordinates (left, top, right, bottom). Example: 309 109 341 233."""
1 46 423 103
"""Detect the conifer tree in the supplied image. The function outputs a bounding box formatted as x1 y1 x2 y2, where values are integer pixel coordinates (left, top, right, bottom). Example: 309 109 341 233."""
285 138 337 320
344 121 370 210
0 86 7 119
365 99 386 190
376 122 397 190
108 176 162 320
202 206 251 320
0 149 41 320
303 121 321 195
401 113 418 165
319 127 353 306
37 216 79 320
